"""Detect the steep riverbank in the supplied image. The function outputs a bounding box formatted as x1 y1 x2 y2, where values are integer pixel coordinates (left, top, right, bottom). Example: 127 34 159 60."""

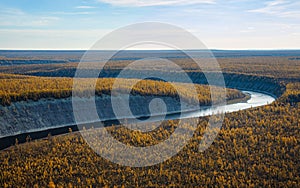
0 90 272 150
0 95 184 138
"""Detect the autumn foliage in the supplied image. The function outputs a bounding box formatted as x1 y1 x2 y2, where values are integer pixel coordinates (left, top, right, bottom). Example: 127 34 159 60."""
0 73 245 106
0 81 299 187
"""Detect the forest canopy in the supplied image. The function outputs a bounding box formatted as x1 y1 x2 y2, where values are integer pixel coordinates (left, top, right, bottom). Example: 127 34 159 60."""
0 83 299 187
0 73 245 106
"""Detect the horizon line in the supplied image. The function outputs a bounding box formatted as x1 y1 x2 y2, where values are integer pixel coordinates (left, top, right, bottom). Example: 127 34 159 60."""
1 48 300 51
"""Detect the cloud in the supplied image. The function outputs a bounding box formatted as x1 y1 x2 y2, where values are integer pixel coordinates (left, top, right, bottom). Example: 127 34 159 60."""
240 27 256 33
52 11 95 15
0 8 25 15
0 7 60 27
0 29 111 50
75 6 97 9
248 0 300 18
97 0 216 7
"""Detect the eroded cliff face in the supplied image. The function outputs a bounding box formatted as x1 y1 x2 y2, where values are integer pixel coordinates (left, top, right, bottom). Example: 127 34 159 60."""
24 70 283 97
0 74 281 138
0 95 193 137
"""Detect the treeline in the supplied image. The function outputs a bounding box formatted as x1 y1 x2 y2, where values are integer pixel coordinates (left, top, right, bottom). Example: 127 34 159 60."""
0 56 299 80
0 83 299 187
0 73 245 106
280 83 300 105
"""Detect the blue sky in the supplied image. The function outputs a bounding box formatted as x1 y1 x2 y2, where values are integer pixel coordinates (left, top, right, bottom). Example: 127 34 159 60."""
0 0 299 49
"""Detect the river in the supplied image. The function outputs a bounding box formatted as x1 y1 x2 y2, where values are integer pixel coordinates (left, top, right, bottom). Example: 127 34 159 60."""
181 91 275 118
132 91 276 123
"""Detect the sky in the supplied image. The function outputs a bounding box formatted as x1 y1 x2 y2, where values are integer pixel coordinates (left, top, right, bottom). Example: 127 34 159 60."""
0 0 299 50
